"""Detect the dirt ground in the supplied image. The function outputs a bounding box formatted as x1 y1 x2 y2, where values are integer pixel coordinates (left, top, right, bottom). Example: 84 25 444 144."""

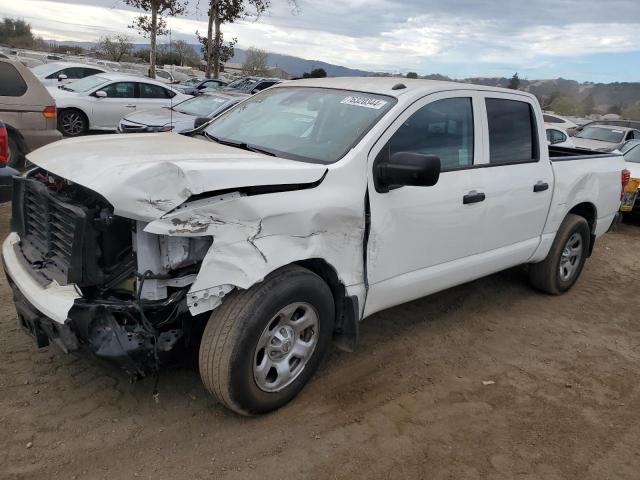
1 202 640 480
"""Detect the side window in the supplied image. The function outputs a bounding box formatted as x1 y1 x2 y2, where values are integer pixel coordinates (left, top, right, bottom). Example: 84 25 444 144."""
64 67 87 79
253 81 276 92
388 97 474 171
547 129 566 145
83 68 103 77
486 98 538 164
101 82 136 98
139 83 172 99
0 63 28 96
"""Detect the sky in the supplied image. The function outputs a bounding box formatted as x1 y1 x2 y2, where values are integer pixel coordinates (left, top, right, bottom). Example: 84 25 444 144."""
1 0 640 83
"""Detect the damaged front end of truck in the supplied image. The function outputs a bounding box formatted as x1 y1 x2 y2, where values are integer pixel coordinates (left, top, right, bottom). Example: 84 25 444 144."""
6 170 214 377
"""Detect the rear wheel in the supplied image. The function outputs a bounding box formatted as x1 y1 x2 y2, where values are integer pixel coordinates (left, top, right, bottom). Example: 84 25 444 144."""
198 265 335 415
529 213 590 295
58 109 87 137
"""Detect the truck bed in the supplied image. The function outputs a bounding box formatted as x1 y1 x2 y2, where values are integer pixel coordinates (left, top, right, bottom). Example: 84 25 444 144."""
549 145 621 161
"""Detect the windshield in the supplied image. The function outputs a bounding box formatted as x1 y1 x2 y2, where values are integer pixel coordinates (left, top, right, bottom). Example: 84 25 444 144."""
180 78 202 86
623 144 640 164
620 140 640 154
63 75 109 92
576 126 624 143
174 95 231 117
31 63 63 77
204 87 396 164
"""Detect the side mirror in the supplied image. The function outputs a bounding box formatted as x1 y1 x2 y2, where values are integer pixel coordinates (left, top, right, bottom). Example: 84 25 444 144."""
57 74 68 82
375 152 441 193
193 117 211 129
95 90 107 98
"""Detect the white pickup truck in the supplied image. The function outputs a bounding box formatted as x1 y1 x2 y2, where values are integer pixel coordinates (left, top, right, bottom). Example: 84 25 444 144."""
3 78 627 415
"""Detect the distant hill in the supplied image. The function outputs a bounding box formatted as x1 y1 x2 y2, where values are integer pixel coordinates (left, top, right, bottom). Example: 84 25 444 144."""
46 40 370 77
42 40 640 115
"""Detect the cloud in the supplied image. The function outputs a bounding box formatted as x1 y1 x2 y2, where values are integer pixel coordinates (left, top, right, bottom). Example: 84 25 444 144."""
3 0 640 81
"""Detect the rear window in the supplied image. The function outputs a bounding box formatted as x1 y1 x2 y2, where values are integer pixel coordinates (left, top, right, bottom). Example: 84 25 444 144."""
0 62 28 96
486 98 538 164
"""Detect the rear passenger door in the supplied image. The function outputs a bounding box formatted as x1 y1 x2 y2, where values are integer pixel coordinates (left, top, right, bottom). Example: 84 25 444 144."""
476 95 553 257
136 82 176 111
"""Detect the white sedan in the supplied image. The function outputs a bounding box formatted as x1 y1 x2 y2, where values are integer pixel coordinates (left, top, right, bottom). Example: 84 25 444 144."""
48 73 191 136
31 62 109 87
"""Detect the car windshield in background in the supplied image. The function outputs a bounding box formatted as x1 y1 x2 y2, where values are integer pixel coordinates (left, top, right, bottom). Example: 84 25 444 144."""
620 140 640 154
63 75 108 92
623 144 640 163
180 78 202 86
226 78 249 88
174 95 230 117
576 126 624 143
204 87 395 164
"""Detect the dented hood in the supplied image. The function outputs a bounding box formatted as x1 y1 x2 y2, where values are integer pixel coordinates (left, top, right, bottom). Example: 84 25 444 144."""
27 133 327 222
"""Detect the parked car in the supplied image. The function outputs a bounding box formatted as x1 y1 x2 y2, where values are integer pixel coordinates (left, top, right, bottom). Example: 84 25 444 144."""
179 78 228 95
49 73 191 136
3 78 625 416
572 125 640 152
222 76 282 94
545 126 574 148
542 113 579 135
118 91 249 133
31 62 109 87
619 140 640 214
0 121 20 202
0 58 62 168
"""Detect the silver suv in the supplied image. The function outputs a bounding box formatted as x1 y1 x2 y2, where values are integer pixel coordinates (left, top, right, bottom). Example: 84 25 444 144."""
0 58 62 168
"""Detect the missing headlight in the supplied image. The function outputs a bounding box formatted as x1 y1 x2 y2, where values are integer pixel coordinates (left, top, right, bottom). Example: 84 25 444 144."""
159 236 213 271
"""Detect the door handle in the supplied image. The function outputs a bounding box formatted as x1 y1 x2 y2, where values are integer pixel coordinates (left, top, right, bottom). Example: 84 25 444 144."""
463 191 486 204
125 104 136 108
533 181 549 192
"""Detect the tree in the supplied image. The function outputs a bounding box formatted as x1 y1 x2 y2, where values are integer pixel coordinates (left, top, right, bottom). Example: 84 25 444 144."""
196 29 236 73
123 0 187 78
242 47 268 75
172 40 199 66
508 72 520 90
302 68 326 78
96 34 133 62
0 18 38 48
406 72 418 79
198 0 296 79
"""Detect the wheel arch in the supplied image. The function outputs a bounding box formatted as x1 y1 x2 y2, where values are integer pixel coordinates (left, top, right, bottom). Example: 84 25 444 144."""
294 258 359 352
567 202 597 256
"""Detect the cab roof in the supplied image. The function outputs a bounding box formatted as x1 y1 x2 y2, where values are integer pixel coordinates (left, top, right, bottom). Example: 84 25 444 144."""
274 76 536 101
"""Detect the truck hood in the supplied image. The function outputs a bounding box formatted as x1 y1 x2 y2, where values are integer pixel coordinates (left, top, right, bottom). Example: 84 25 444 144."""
26 133 327 222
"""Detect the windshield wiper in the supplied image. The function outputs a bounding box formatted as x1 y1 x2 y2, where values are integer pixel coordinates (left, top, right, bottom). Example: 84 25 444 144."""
60 85 75 92
203 133 277 156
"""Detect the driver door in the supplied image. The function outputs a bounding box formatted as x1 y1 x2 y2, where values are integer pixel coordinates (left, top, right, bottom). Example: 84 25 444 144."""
364 91 489 316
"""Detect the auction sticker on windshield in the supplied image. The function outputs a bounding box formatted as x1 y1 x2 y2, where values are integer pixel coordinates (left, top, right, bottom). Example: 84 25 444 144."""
341 96 388 109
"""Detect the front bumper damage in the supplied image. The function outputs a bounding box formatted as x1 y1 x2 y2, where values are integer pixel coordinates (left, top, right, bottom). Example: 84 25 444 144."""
3 233 187 377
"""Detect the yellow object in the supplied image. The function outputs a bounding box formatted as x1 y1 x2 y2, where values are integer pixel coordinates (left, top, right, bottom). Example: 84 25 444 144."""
620 178 640 212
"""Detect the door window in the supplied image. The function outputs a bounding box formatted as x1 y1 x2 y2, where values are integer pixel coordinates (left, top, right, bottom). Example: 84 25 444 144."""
546 129 566 145
139 83 173 99
100 82 136 98
387 97 474 171
0 62 27 96
486 98 538 164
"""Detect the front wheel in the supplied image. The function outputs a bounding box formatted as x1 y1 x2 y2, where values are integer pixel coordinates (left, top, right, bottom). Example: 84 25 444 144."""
529 213 590 295
198 265 335 415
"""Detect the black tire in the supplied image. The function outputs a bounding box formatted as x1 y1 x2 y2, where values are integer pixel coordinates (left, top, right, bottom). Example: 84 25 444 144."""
6 134 24 169
199 265 335 415
57 109 88 137
529 213 590 295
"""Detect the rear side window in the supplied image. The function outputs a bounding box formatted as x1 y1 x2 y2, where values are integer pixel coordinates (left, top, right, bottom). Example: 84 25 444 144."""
139 83 173 99
389 97 474 171
543 114 562 123
0 63 28 96
486 98 538 164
